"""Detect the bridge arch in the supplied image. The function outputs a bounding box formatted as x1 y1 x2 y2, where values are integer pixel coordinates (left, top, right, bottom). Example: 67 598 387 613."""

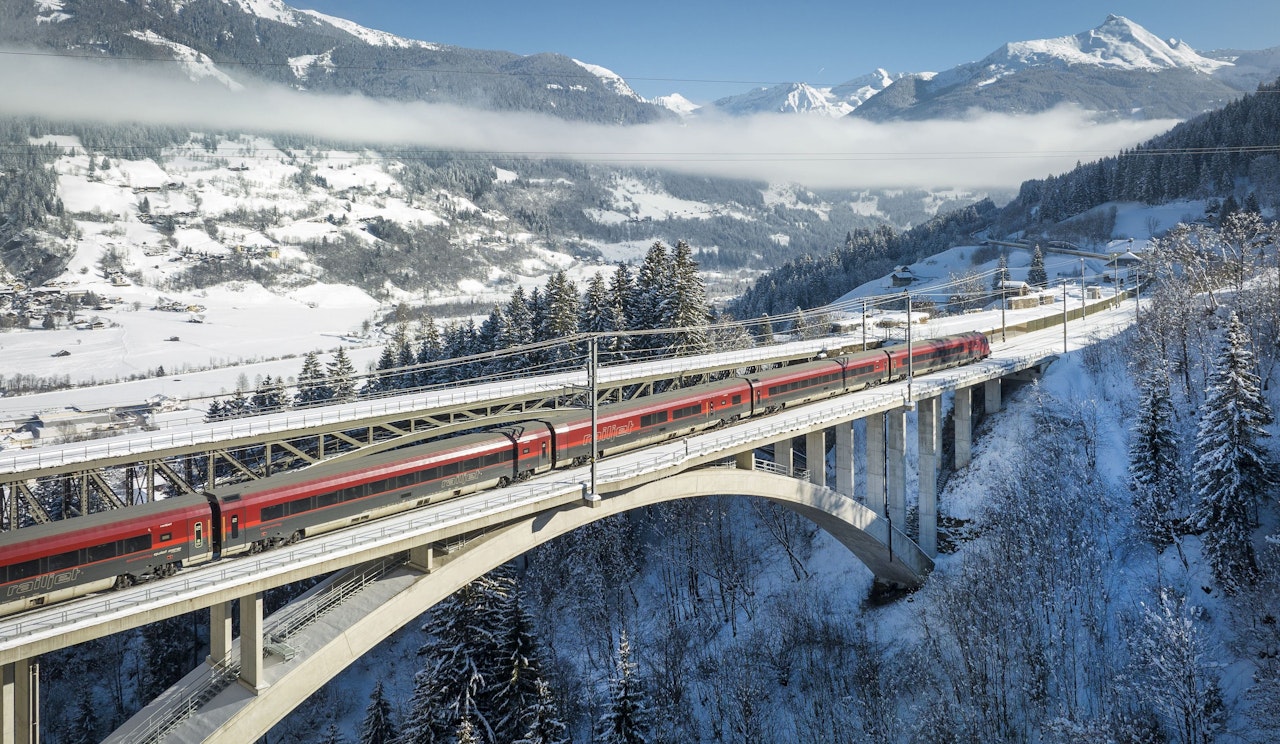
145 469 930 742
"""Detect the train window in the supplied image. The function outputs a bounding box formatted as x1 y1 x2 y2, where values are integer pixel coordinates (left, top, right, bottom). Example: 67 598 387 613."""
641 411 669 427
442 462 460 476
732 395 742 405
462 457 481 472
194 522 203 549
8 559 40 580
317 491 341 508
673 404 701 419
482 453 501 467
223 494 241 502
231 515 240 539
86 542 116 563
123 535 152 554
397 474 415 489
159 533 172 542
262 504 285 522
49 551 79 571
522 447 531 455
289 497 313 516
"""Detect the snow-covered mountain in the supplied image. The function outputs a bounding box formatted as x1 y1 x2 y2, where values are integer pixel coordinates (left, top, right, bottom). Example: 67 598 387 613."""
1 0 671 124
852 15 1275 121
710 69 906 117
698 16 1279 121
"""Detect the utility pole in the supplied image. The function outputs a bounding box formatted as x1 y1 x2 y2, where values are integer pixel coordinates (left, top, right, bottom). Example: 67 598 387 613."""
589 334 599 498
1080 257 1086 318
1000 282 1007 343
861 299 868 350
905 290 913 403
1062 279 1068 354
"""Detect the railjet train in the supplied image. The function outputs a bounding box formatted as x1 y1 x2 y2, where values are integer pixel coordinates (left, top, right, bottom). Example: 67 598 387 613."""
0 332 990 618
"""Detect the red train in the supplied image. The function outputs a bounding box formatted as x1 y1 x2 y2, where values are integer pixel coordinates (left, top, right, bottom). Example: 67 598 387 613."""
0 332 989 618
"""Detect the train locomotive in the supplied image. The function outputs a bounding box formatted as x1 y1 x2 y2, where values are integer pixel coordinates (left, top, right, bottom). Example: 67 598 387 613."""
0 331 990 618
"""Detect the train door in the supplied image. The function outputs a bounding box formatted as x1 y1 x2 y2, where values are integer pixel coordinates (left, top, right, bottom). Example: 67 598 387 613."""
187 517 213 565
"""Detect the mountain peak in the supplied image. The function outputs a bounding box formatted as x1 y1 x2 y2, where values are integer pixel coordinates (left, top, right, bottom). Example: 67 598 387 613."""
989 15 1228 75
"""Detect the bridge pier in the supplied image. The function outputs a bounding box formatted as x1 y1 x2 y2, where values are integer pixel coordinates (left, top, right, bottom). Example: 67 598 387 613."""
985 378 1002 413
835 423 854 497
239 593 266 693
209 600 233 667
1 658 38 744
954 386 973 469
866 414 886 516
408 544 435 573
917 397 940 558
773 437 795 475
887 409 907 532
806 430 826 488
735 450 754 471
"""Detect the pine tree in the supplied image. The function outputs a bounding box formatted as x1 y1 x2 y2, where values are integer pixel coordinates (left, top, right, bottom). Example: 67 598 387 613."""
359 679 397 744
416 318 445 387
582 272 626 362
663 240 710 357
327 347 358 403
1130 367 1184 550
992 254 1010 291
364 343 398 396
250 375 287 414
1028 246 1048 288
476 304 509 374
319 722 347 744
539 271 580 368
294 351 328 407
401 570 515 743
513 680 570 744
632 242 670 352
500 287 536 373
204 398 225 422
599 632 651 744
492 589 545 741
1192 313 1273 590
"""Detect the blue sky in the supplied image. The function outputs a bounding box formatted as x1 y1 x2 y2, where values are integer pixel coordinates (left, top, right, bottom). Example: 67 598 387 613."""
296 1 1280 102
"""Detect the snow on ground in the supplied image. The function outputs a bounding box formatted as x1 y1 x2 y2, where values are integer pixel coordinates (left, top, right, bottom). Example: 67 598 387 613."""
586 175 754 223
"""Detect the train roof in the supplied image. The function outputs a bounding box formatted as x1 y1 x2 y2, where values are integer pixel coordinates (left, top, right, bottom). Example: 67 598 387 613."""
208 429 517 503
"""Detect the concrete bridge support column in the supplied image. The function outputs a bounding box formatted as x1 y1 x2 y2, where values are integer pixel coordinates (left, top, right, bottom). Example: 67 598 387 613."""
835 422 854 497
954 386 973 469
865 414 886 517
209 600 233 666
2 657 38 744
238 593 266 693
806 430 827 488
918 396 940 558
735 450 755 471
985 378 1002 414
774 437 795 476
887 409 907 532
408 544 435 573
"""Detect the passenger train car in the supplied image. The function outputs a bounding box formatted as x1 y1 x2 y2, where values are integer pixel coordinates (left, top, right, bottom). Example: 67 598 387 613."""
0 332 990 618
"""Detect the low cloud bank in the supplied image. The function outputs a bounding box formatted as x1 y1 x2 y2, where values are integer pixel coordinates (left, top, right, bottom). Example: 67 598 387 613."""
1 52 1178 190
